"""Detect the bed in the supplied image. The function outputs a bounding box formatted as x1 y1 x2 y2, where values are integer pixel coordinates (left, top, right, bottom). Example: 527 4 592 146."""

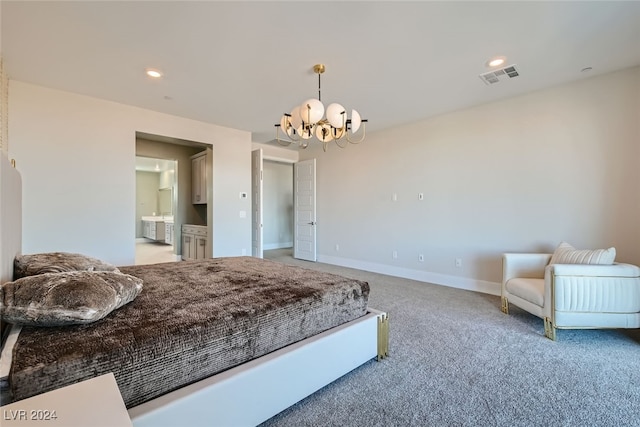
0 152 389 426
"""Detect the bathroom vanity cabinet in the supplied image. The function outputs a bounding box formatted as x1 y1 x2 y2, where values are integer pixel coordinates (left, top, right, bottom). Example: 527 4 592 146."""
182 224 208 260
142 219 165 242
164 222 174 245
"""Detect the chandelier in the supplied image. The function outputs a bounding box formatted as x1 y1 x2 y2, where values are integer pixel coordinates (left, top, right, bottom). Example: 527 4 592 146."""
275 64 368 151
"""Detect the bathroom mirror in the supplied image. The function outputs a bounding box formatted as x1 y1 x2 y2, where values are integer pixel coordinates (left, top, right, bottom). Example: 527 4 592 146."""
158 188 173 216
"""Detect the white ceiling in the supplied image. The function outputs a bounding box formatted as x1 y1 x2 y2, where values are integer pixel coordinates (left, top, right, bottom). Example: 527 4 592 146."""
3 1 640 145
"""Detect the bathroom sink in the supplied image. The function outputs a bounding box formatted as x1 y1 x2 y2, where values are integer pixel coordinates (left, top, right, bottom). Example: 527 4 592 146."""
141 216 164 221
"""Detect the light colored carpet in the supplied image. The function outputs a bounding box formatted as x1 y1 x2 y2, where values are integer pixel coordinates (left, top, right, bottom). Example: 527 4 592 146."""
261 249 640 427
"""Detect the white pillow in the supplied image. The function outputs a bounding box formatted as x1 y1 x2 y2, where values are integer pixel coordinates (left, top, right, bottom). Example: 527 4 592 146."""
549 241 616 265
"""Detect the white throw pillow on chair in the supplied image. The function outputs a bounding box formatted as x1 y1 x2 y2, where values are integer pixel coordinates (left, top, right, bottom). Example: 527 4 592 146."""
549 241 616 265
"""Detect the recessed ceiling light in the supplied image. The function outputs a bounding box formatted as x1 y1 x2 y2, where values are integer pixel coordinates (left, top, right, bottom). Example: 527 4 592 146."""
487 56 507 68
146 68 163 78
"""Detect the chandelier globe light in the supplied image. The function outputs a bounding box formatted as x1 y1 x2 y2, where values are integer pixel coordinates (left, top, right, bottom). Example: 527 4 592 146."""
275 64 368 151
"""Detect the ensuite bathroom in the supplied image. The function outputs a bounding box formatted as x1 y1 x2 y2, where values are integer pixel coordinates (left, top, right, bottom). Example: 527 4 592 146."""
134 133 210 265
135 155 179 264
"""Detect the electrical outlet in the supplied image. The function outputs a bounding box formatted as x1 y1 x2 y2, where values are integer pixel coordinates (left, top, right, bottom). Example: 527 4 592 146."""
419 254 424 262
392 251 398 259
455 258 462 267
392 193 398 202
335 244 340 252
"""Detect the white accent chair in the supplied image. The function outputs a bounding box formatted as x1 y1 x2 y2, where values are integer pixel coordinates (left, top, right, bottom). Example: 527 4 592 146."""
501 253 640 340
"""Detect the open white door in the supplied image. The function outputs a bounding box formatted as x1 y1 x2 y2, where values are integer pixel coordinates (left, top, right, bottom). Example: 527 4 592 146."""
251 149 263 258
294 159 316 261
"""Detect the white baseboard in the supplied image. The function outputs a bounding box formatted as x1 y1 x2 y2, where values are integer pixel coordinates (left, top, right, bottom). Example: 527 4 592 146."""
264 242 293 250
317 254 501 296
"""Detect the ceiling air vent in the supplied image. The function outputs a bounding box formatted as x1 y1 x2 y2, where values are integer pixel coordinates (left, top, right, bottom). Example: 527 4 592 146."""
479 64 520 85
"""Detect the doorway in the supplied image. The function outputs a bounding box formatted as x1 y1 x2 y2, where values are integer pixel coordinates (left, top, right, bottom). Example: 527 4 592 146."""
135 156 179 264
263 160 294 251
251 151 297 258
135 132 211 265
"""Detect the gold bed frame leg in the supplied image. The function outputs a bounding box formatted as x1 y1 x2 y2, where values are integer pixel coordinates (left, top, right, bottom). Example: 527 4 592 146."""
501 296 509 314
544 317 557 341
377 313 389 361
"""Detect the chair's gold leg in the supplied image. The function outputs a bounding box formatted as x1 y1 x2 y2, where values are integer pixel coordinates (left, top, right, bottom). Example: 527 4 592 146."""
501 296 509 314
377 313 389 361
544 317 557 341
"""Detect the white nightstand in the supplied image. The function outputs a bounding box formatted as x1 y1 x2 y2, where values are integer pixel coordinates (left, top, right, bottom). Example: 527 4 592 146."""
1 373 132 427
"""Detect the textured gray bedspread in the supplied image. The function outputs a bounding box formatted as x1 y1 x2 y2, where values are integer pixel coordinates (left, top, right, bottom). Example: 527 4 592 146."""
8 257 369 407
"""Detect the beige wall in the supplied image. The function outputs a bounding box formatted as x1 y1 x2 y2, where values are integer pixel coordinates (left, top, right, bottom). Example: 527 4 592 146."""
6 67 639 292
0 3 5 154
300 66 640 294
8 81 252 265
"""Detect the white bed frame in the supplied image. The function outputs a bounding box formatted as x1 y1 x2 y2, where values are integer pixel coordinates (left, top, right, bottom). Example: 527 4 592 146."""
0 152 389 426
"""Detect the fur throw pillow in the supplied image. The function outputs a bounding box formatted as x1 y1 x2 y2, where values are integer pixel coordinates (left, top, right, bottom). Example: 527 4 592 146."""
14 252 120 279
1 271 143 326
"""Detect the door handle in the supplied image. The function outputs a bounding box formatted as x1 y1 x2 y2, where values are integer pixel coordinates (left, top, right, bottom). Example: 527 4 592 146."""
308 221 316 225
